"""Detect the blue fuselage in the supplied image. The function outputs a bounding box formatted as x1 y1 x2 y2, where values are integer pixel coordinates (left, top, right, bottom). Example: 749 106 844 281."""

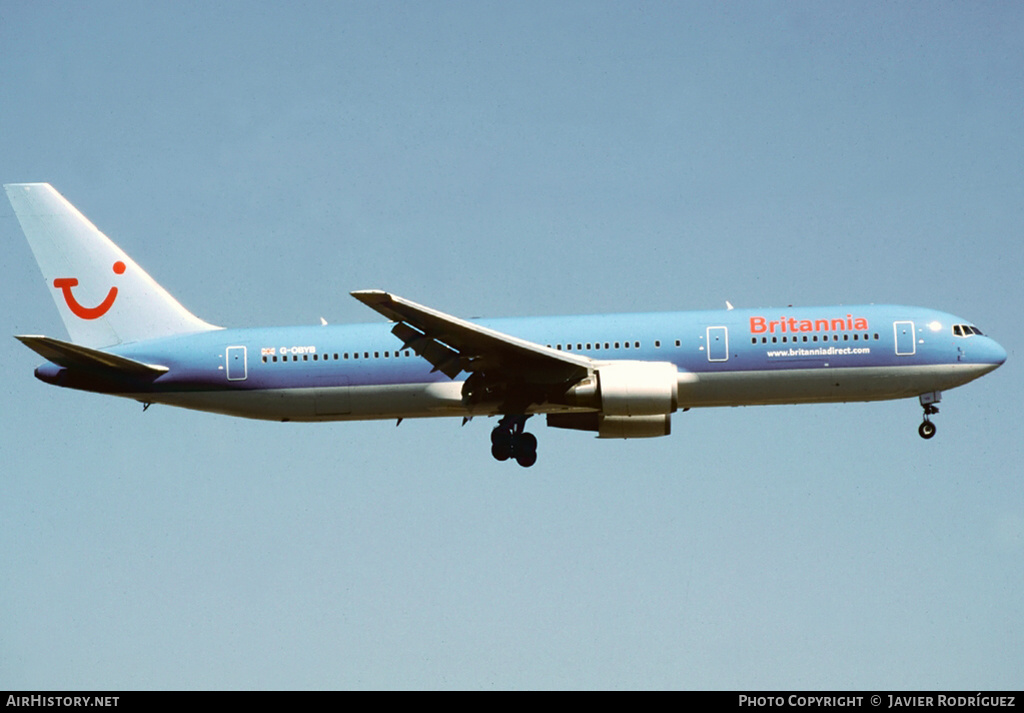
34 304 1006 423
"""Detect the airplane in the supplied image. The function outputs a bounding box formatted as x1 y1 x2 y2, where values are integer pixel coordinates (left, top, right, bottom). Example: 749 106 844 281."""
7 183 1007 467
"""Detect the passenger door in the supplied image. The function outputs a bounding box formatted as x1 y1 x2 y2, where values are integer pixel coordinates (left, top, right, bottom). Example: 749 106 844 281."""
707 326 729 362
894 322 916 356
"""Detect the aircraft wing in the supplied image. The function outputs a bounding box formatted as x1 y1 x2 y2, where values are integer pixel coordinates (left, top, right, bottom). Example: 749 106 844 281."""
350 290 592 384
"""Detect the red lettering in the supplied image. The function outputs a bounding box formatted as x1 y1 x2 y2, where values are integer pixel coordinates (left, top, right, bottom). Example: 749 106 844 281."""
751 313 870 334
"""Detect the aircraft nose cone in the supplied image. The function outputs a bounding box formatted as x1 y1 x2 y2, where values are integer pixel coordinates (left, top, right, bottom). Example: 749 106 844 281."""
989 339 1008 367
975 337 1007 369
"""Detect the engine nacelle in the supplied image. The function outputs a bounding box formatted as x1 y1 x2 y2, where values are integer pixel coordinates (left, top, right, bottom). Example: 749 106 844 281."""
547 412 671 438
596 360 678 416
562 361 679 414
552 361 680 438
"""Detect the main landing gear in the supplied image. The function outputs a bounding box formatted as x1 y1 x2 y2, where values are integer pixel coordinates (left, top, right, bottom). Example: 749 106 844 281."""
918 392 940 440
491 415 538 467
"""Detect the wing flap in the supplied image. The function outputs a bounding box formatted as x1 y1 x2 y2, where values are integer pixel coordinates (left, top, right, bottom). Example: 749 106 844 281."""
15 335 169 378
390 321 464 378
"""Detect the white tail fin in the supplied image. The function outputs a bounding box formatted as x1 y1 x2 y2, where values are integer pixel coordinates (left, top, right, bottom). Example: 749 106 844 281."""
6 183 220 347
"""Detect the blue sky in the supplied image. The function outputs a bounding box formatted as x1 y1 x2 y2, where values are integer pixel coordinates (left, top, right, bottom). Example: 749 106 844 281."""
1 1 1021 689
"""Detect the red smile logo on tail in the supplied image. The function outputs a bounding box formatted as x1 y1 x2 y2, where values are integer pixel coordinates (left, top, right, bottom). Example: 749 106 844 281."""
53 261 126 319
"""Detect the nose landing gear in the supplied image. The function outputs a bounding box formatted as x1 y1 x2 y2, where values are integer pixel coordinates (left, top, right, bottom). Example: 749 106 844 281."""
490 415 538 467
918 392 940 440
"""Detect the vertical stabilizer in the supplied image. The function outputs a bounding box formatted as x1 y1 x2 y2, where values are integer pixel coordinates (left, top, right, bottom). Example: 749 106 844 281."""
6 183 220 347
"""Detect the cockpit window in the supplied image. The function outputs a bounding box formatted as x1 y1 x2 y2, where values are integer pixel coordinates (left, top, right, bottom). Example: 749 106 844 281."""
953 324 984 337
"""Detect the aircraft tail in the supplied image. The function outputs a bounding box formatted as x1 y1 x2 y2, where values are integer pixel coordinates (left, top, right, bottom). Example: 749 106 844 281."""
6 183 220 348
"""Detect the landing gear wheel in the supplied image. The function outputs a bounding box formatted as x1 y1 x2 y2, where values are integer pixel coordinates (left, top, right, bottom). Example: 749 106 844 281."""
490 415 539 466
919 397 940 440
491 427 513 450
514 432 537 453
491 443 513 461
515 448 538 468
513 432 538 468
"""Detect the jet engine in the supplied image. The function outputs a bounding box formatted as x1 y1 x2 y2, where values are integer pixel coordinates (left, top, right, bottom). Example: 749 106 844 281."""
549 361 680 438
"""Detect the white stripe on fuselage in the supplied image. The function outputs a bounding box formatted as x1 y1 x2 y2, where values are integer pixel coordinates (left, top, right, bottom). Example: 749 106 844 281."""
125 361 997 422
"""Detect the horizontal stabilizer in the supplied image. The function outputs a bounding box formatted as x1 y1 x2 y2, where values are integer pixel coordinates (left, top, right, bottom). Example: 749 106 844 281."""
15 335 168 378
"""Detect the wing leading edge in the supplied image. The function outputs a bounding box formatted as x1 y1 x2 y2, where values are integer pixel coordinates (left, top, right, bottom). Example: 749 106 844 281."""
351 290 593 411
